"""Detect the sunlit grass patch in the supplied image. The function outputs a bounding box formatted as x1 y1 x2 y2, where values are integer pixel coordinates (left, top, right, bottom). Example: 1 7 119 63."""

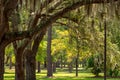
4 68 120 80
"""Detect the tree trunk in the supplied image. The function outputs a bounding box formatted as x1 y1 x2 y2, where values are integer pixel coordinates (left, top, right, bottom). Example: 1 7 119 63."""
53 62 56 73
0 2 9 80
56 61 60 67
60 55 63 69
5 55 10 65
104 19 107 80
76 39 79 77
25 30 46 80
47 26 53 77
0 47 5 80
44 60 47 68
26 50 36 80
68 63 73 73
15 48 25 80
9 56 12 69
75 57 78 77
37 61 41 73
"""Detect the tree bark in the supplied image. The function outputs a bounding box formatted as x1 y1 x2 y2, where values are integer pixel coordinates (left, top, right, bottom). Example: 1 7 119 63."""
53 62 56 73
0 3 10 79
104 19 107 80
25 30 46 80
15 48 25 80
25 50 36 80
0 47 5 80
47 26 53 77
75 57 79 77
75 38 79 77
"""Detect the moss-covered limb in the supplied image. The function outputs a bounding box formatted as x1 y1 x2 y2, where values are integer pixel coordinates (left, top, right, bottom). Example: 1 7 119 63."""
3 31 30 43
3 0 119 44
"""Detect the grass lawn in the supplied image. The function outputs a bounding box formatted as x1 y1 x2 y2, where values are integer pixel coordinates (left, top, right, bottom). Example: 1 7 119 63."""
4 68 120 80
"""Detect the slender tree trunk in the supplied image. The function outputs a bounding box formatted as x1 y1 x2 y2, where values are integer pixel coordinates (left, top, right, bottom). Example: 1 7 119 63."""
37 61 41 73
9 56 12 69
5 55 10 64
75 39 79 77
104 20 107 80
47 26 53 77
53 62 56 73
60 55 63 69
0 47 5 80
75 57 79 77
56 61 60 67
63 62 66 68
68 63 73 73
26 50 36 80
44 60 47 68
15 48 25 80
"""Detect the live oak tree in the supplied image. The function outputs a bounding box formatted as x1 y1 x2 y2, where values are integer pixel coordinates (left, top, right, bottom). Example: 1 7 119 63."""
0 0 120 80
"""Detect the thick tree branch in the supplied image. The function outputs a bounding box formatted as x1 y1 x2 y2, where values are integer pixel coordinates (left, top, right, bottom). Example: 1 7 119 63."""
47 0 63 13
41 0 54 10
32 28 47 55
4 0 18 13
3 0 118 44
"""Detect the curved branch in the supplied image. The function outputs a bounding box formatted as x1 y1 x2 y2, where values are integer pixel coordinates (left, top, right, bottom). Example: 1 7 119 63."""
3 0 118 44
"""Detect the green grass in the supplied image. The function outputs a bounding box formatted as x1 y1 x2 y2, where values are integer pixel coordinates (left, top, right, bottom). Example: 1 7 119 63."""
4 68 120 80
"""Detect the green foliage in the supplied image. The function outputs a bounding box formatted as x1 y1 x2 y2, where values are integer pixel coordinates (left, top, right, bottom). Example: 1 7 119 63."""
108 65 119 77
5 44 14 55
4 68 120 80
36 41 47 63
87 53 103 77
91 66 101 77
5 44 15 64
87 56 94 68
51 27 68 62
106 37 120 77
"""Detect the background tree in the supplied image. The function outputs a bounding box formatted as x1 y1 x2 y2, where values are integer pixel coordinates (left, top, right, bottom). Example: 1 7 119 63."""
36 40 47 73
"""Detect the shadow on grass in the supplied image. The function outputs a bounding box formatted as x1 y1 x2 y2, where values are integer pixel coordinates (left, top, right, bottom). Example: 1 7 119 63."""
37 77 82 80
37 76 104 80
5 72 15 74
4 74 120 80
4 76 14 78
